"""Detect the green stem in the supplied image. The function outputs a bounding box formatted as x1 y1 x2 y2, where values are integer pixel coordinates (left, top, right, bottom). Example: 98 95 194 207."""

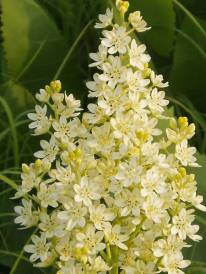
125 217 145 245
100 250 108 262
110 246 119 274
105 236 112 260
173 0 206 40
0 250 30 263
0 97 19 167
176 28 206 59
15 39 47 82
53 20 92 80
9 227 38 274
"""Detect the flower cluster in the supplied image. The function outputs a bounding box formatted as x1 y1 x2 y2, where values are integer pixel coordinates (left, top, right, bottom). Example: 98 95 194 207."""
14 5 205 274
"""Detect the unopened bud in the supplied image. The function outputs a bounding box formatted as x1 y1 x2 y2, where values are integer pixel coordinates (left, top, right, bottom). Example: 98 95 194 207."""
35 159 42 169
178 117 188 128
116 0 129 15
50 80 62 93
22 163 30 173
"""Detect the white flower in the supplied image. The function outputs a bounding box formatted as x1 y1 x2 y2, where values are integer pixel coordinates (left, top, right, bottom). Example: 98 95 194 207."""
135 261 155 274
53 116 71 142
147 88 169 114
24 233 51 262
88 123 114 153
74 176 101 206
166 120 195 143
83 103 107 124
143 193 167 223
150 71 169 88
141 167 167 197
87 73 112 98
14 199 38 228
115 189 142 217
126 69 150 92
102 25 131 54
21 165 41 193
153 235 187 258
88 256 110 272
159 253 190 274
171 208 202 241
128 11 151 32
175 140 198 167
57 260 83 274
99 55 126 88
110 111 135 144
89 203 115 230
58 202 87 230
76 224 105 254
28 105 50 135
37 183 58 208
34 136 59 163
62 93 82 118
192 195 206 212
115 158 142 187
105 224 129 250
89 45 108 67
55 235 73 262
39 212 65 238
36 88 50 102
95 8 113 29
129 39 150 70
49 162 75 184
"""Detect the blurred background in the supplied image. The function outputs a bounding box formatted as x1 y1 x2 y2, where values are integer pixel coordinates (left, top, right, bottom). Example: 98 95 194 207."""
0 0 206 273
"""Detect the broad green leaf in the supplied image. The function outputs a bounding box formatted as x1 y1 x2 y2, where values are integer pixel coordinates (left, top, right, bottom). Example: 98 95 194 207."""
190 153 206 201
187 153 206 264
2 82 35 112
129 0 176 56
1 0 30 77
1 0 67 93
169 16 206 113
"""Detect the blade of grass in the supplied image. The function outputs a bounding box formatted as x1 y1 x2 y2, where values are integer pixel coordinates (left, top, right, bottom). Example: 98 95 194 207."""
9 227 38 274
15 110 34 120
0 250 30 263
15 39 47 82
0 213 16 218
0 230 8 250
176 28 206 59
0 97 19 167
53 20 93 80
0 170 21 175
0 119 29 142
173 0 206 39
0 188 13 196
0 174 18 190
0 222 14 228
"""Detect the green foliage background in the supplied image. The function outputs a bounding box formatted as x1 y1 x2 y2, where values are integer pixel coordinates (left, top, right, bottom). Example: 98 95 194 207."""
0 0 206 273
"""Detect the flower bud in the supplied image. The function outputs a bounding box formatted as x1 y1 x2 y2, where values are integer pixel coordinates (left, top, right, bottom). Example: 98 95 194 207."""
178 117 188 128
116 0 129 15
22 163 30 173
50 80 62 93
